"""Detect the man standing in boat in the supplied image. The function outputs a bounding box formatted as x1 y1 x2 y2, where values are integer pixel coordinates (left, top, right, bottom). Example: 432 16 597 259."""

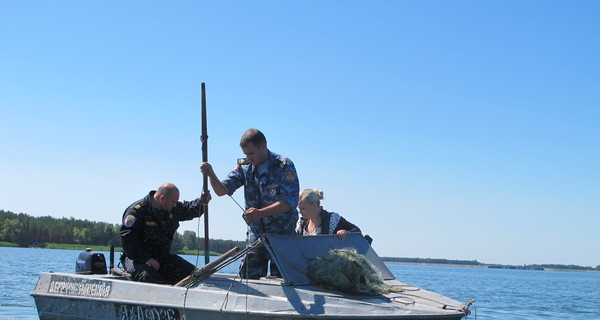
200 128 299 279
120 182 211 284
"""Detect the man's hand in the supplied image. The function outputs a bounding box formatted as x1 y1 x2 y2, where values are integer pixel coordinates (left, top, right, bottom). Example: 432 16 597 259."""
146 258 160 271
243 207 263 224
200 162 229 196
200 190 212 204
200 162 215 177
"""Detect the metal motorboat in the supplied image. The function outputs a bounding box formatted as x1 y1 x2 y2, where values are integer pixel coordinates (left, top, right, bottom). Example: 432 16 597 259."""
31 233 472 319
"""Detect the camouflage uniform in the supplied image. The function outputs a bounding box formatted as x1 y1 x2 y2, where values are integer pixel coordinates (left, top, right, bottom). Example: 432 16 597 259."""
119 191 205 284
222 150 299 279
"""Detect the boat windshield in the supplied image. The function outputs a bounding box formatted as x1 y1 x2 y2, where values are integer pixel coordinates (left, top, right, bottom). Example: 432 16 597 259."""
264 233 395 285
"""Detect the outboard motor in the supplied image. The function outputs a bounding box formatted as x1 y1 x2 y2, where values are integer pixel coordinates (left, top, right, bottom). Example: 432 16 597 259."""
76 248 108 274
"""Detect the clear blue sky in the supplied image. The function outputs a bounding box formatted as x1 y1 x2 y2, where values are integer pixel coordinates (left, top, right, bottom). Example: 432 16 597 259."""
1 1 598 267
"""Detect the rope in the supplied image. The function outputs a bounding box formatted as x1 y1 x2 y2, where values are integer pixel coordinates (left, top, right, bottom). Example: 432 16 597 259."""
181 159 252 318
215 239 264 320
186 238 263 287
463 299 476 319
180 234 474 318
394 288 474 316
181 202 210 320
183 194 258 318
389 295 415 305
244 258 249 320
229 195 245 212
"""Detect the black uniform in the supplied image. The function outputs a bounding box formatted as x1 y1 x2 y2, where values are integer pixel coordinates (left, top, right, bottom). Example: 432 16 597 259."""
120 190 205 284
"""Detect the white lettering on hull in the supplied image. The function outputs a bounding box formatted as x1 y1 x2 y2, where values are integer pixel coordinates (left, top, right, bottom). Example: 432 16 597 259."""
117 304 180 320
48 275 111 298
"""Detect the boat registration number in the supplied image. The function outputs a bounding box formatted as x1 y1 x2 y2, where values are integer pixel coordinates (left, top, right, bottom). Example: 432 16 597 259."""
48 275 111 298
116 304 180 320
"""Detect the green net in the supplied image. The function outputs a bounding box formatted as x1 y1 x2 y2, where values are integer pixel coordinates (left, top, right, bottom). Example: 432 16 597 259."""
307 248 403 295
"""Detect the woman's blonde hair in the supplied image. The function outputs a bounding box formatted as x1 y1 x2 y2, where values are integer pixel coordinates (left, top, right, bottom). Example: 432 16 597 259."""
299 189 324 205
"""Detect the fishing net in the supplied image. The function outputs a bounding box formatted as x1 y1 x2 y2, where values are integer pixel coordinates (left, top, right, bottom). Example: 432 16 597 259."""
307 248 403 295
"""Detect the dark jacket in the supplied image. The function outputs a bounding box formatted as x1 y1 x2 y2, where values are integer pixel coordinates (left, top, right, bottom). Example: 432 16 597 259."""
120 191 205 263
295 209 360 235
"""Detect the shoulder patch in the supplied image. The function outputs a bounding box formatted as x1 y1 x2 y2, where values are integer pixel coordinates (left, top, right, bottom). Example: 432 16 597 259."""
124 215 137 228
274 158 286 168
284 171 296 183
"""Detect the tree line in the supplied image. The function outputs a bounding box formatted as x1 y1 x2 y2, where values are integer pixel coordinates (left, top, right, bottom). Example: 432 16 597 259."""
0 210 245 254
382 256 600 271
487 263 600 271
381 257 484 265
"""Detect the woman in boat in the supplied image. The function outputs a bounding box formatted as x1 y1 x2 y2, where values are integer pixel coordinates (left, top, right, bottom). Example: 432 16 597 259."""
295 189 360 240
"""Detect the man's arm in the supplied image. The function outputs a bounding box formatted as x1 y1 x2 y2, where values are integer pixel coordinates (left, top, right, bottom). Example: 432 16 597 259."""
200 162 229 196
177 191 212 221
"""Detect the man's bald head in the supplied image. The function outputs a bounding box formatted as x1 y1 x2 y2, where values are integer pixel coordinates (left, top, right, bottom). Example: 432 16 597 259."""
156 183 180 198
154 183 180 211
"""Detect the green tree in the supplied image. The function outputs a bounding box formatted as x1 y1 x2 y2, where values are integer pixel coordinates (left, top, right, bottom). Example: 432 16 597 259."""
181 230 198 251
0 218 22 242
171 232 183 252
107 224 121 247
73 227 89 244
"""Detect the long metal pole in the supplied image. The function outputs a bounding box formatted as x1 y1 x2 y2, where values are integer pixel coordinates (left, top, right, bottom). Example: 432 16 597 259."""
201 82 210 265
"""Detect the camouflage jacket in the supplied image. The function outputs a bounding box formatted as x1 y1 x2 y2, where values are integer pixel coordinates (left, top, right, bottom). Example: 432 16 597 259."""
222 150 299 236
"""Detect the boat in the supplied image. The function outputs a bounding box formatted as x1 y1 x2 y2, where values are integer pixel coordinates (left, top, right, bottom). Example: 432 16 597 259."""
31 233 472 319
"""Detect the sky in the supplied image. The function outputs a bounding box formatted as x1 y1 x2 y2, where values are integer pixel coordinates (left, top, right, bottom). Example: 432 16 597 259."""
1 1 598 267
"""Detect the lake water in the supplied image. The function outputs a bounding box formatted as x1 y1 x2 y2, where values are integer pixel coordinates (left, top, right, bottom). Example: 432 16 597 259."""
1 247 599 319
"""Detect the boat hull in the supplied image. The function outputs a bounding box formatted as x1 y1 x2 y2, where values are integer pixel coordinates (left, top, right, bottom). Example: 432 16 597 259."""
32 272 468 320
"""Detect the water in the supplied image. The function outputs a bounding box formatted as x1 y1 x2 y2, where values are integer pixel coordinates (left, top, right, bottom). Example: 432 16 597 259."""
2 247 599 320
387 264 600 319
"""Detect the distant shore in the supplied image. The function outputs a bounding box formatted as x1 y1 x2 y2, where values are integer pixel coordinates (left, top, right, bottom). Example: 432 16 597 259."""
0 242 220 256
385 260 600 272
542 268 600 273
2 242 598 272
385 261 488 268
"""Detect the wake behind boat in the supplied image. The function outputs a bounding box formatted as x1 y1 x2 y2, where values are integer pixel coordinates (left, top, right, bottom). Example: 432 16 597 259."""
31 233 472 319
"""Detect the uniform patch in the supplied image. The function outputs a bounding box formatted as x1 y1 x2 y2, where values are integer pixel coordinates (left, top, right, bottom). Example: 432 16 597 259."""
124 215 136 228
284 171 296 183
145 221 158 227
